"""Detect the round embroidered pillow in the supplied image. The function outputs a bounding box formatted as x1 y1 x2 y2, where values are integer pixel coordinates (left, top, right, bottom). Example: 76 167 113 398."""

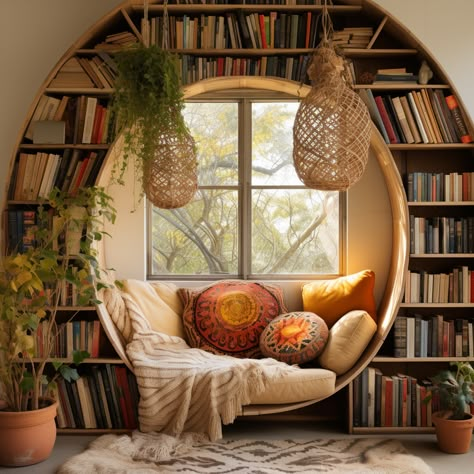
259 311 329 365
179 280 287 358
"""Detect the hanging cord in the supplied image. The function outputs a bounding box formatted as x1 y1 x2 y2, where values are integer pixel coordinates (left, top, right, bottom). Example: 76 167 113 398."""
321 0 334 47
162 0 169 50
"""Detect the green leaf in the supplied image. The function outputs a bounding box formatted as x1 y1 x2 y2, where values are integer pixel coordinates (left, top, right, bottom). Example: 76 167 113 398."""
72 350 90 365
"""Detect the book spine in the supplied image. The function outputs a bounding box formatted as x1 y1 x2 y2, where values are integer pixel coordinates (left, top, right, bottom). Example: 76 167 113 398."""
445 94 473 143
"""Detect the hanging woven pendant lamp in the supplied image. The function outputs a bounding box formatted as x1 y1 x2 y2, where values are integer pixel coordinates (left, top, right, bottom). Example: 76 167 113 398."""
142 0 197 209
293 1 371 191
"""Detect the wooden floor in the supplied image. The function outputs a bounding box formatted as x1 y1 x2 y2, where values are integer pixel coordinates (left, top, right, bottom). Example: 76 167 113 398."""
1 419 472 473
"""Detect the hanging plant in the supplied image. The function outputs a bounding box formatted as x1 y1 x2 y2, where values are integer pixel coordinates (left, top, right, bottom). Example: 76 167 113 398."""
111 42 197 209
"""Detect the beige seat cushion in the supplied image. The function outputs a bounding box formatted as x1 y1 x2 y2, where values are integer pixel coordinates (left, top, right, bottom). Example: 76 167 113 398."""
318 309 377 376
121 279 185 339
249 367 336 404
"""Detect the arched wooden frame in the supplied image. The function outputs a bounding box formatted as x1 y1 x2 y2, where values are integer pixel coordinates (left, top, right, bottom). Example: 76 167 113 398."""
96 75 409 416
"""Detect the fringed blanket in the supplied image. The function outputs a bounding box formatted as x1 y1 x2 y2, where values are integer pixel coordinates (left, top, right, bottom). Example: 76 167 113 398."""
104 288 298 441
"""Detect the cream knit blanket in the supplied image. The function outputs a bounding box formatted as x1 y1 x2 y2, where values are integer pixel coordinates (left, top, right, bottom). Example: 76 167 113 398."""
105 287 296 441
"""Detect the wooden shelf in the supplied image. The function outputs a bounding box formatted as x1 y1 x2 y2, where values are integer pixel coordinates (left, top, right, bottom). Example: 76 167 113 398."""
130 4 363 14
389 143 474 150
355 84 450 90
28 357 125 364
409 253 474 258
408 201 474 206
57 428 131 435
45 88 114 95
400 303 474 308
373 356 474 363
352 427 435 434
18 144 110 150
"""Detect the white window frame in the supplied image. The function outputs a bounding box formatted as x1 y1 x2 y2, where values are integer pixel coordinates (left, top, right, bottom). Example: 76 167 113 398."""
147 90 346 280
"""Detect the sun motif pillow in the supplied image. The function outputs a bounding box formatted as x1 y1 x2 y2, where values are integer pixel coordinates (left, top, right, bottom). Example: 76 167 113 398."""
179 280 287 358
259 311 329 365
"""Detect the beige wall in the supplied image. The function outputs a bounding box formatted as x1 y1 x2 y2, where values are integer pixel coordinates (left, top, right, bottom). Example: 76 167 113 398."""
1 0 473 308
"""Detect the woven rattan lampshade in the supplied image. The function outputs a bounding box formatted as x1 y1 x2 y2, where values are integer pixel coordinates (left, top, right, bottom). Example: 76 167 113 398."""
293 44 371 191
143 129 197 209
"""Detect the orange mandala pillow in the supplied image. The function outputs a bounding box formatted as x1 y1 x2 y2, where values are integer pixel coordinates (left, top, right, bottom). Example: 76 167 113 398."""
301 270 377 328
260 312 329 365
179 280 287 358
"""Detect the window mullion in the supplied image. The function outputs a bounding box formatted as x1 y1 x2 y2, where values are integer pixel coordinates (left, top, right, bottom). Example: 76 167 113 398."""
239 99 252 279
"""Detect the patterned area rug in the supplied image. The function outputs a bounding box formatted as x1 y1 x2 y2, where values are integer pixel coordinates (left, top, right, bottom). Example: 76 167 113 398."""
57 431 435 474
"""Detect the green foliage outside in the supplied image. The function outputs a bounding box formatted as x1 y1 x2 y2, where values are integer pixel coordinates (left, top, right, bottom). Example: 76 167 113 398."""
150 100 339 276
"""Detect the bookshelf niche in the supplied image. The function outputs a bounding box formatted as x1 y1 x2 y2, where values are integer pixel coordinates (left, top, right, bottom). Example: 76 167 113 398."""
3 0 474 435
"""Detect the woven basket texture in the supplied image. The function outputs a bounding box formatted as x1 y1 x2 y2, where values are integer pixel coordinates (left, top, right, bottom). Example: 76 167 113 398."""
293 46 371 191
143 130 197 209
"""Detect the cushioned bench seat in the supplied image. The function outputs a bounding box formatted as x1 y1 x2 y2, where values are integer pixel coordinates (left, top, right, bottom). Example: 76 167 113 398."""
248 367 336 405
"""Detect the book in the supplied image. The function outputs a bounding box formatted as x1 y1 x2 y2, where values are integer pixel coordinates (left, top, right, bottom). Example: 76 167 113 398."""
104 364 124 428
114 366 137 429
358 89 390 144
393 315 407 357
445 94 473 143
77 376 97 428
87 374 106 429
374 95 398 144
94 368 113 429
414 91 436 143
66 380 85 429
399 95 422 143
352 374 361 427
81 97 98 144
407 92 429 143
392 96 415 144
420 88 443 143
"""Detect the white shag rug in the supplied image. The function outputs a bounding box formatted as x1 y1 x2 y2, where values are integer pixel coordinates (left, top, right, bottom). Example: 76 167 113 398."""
57 431 435 474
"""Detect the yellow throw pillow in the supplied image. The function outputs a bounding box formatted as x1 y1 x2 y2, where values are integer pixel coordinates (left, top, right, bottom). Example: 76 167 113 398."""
301 270 377 328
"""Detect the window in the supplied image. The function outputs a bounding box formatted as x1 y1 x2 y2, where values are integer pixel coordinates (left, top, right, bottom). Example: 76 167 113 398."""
148 92 344 279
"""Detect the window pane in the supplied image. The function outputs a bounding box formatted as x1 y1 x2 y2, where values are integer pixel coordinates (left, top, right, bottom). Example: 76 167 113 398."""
251 189 339 274
251 102 302 186
183 102 238 186
151 189 238 275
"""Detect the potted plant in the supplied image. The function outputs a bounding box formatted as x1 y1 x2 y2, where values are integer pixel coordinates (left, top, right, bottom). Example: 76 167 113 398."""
0 186 116 467
427 361 474 454
111 42 197 209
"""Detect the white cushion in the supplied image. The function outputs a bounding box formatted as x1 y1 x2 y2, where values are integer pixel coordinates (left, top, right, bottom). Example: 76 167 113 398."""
121 279 185 339
318 309 377 375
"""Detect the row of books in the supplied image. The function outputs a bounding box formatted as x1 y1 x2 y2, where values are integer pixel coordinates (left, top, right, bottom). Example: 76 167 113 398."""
372 68 418 85
49 54 117 90
393 314 474 358
5 210 36 253
35 320 101 359
407 172 474 203
404 267 474 304
409 215 474 255
179 53 310 85
26 94 115 145
353 367 436 428
359 88 472 145
141 11 321 50
331 27 374 49
9 149 106 202
65 95 114 145
55 365 139 430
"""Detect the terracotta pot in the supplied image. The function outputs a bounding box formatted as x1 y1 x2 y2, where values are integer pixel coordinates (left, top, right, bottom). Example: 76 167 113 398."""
432 410 474 454
0 398 58 467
